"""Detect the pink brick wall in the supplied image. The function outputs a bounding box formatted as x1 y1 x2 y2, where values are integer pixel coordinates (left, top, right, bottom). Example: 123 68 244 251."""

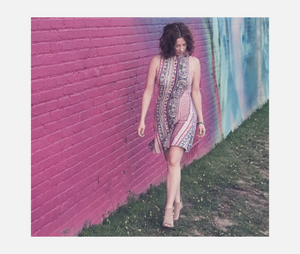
31 18 170 236
31 17 269 236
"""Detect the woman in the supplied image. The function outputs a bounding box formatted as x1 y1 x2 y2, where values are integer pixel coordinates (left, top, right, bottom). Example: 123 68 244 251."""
137 22 206 229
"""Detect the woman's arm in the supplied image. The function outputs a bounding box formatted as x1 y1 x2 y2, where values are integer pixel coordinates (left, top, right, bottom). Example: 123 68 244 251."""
137 55 160 137
191 57 206 138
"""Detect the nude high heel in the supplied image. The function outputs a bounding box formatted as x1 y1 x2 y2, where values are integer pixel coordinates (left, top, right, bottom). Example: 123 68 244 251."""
162 207 174 229
173 198 183 221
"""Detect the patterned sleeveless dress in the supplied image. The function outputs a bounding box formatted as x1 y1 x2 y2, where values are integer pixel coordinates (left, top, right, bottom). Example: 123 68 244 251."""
148 53 197 153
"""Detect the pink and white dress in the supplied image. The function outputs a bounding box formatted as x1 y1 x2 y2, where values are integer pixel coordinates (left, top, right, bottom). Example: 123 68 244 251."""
149 53 197 153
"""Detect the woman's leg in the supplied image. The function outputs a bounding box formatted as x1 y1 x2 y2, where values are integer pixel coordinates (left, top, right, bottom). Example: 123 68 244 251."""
174 183 181 203
164 146 184 209
164 148 181 204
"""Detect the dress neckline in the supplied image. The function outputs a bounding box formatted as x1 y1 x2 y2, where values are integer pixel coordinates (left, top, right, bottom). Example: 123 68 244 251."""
176 52 189 59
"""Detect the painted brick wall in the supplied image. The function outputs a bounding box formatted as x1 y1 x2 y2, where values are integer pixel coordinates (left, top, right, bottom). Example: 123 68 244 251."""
31 17 269 236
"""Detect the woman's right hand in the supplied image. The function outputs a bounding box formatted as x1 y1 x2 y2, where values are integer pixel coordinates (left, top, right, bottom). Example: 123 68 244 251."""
137 121 145 137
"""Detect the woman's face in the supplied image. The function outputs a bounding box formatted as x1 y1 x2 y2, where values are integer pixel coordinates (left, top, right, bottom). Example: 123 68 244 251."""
174 37 187 57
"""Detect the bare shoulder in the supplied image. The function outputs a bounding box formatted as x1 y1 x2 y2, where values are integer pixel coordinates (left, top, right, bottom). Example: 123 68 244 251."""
148 55 161 75
189 56 200 66
189 56 200 77
147 55 161 78
150 55 161 66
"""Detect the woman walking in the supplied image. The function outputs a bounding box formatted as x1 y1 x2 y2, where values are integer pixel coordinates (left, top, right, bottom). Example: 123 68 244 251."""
137 22 206 229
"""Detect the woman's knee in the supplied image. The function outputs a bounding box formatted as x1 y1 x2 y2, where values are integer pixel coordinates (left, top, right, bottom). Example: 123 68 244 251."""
167 155 180 167
167 147 183 167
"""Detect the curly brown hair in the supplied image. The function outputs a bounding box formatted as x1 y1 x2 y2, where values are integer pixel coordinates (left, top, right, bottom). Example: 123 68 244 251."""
159 22 195 59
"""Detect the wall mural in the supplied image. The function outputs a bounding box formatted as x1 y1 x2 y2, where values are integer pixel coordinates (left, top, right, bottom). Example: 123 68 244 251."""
31 17 269 236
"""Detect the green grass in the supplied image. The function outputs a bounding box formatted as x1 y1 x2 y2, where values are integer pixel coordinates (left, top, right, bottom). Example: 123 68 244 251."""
78 101 269 236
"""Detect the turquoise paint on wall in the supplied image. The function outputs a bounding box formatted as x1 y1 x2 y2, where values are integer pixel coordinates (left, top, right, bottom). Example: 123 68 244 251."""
211 18 269 138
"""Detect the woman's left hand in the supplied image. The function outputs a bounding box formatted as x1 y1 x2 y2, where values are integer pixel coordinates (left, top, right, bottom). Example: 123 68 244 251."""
197 124 206 138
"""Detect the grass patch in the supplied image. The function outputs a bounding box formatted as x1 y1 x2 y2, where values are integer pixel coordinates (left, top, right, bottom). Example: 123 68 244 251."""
79 101 269 236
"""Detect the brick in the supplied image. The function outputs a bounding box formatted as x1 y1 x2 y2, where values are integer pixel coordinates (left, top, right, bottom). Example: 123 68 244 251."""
38 18 65 30
31 179 51 200
31 103 47 117
31 208 44 228
31 192 45 212
51 87 64 100
45 99 59 112
44 121 58 135
50 108 65 122
49 130 63 144
49 169 64 186
69 93 84 105
31 171 47 188
58 96 70 108
31 126 45 140
56 117 68 130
